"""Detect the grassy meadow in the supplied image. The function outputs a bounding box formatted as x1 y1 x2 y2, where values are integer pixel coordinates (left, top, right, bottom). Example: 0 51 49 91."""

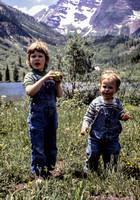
0 95 140 200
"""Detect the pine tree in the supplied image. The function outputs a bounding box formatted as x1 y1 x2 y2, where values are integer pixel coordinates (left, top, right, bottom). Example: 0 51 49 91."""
18 56 22 67
5 65 10 82
13 66 19 82
0 72 2 81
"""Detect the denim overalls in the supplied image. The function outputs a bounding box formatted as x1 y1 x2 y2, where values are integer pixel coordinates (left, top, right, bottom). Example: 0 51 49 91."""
84 96 123 172
27 73 58 175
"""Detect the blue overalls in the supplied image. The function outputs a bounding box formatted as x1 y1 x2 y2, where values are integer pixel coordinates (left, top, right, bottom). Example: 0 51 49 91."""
84 97 122 172
27 73 58 176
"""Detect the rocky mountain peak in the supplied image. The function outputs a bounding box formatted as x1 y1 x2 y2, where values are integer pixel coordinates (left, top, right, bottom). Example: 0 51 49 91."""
34 0 140 37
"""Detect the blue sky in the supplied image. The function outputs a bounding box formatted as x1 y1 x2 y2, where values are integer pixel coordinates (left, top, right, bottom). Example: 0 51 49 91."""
1 0 59 16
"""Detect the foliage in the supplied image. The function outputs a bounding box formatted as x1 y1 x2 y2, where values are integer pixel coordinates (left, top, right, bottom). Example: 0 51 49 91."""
5 65 10 82
0 96 139 199
13 66 19 82
62 31 94 83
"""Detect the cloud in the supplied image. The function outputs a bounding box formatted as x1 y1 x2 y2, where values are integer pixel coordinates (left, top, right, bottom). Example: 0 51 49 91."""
13 5 48 16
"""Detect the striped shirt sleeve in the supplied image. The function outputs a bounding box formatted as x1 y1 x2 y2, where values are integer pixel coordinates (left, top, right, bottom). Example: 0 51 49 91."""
23 72 35 89
82 100 98 128
118 100 125 119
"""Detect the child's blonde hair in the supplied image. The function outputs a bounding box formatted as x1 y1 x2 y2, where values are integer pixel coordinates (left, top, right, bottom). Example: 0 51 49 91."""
99 70 121 89
26 40 50 69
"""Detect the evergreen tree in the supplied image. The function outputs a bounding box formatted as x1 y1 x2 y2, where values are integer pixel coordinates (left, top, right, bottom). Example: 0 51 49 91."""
18 56 22 67
13 66 19 82
0 72 2 81
5 65 10 82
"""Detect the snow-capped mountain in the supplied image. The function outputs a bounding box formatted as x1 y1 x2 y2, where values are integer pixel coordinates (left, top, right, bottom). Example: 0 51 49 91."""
34 0 140 37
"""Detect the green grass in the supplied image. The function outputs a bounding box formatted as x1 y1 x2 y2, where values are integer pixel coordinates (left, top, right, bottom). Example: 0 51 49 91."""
0 96 140 199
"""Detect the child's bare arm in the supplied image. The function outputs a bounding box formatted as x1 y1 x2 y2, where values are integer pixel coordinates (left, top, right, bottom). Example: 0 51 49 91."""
26 71 55 97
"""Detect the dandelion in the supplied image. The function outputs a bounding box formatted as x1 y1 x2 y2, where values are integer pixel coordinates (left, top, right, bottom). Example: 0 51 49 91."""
127 162 130 165
28 181 32 184
130 165 133 168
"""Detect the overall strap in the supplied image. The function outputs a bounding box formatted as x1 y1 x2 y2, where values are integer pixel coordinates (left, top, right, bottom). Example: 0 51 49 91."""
115 98 121 108
31 72 40 81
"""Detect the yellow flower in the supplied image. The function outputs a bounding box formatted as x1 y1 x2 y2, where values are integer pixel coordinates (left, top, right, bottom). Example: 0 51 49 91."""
28 181 32 184
127 162 130 165
1 95 6 98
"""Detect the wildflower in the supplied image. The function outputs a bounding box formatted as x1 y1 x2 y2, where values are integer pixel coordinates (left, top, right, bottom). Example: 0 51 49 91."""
1 95 6 99
28 181 32 184
127 162 130 165
70 154 72 156
130 165 133 168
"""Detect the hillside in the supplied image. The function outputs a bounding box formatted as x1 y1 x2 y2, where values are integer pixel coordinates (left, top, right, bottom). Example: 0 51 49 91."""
0 1 66 80
0 1 140 83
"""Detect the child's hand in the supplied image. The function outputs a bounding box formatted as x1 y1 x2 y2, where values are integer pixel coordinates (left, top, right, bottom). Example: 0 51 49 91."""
122 113 131 121
80 127 89 135
44 70 55 81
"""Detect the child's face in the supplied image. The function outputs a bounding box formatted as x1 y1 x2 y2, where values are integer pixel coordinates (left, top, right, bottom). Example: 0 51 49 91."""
100 79 118 100
30 50 46 71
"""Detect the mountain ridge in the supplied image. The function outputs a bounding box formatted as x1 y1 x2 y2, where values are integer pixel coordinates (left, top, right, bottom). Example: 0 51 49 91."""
34 0 140 37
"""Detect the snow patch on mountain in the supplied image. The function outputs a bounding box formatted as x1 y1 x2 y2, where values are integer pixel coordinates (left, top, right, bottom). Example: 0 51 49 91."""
130 11 140 21
58 3 97 34
34 0 140 37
